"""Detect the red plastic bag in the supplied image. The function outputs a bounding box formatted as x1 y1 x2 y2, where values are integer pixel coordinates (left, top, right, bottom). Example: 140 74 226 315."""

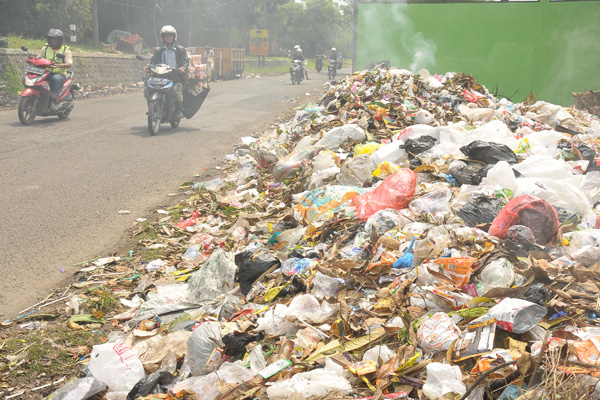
352 168 416 220
489 195 559 245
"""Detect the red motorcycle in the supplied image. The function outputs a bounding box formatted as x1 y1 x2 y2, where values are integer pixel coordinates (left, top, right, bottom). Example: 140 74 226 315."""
18 46 78 125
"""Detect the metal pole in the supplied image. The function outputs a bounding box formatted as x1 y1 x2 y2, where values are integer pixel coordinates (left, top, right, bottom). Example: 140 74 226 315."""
352 0 358 73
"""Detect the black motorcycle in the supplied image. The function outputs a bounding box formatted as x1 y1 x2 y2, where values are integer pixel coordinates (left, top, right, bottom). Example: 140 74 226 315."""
315 55 323 73
143 63 209 135
290 60 304 85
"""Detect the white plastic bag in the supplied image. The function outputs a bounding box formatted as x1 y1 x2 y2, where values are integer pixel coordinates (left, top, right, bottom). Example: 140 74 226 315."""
422 362 466 399
417 312 461 353
315 124 366 150
266 359 351 399
46 377 106 400
186 321 223 376
88 342 145 392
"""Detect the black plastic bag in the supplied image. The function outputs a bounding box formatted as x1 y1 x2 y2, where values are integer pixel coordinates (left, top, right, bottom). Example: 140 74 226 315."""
460 140 518 164
235 251 281 295
127 371 176 400
276 275 306 299
402 135 437 157
457 196 503 228
222 332 264 361
448 161 484 185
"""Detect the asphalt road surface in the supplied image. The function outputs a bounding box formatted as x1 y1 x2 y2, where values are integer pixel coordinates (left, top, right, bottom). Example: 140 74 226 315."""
0 69 344 321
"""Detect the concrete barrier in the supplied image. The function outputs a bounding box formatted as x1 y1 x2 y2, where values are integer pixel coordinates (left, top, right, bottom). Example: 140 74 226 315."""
0 49 146 89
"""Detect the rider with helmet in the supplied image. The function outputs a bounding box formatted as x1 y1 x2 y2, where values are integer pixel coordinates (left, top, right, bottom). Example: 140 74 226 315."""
37 29 73 109
291 47 309 80
147 25 189 118
328 47 338 64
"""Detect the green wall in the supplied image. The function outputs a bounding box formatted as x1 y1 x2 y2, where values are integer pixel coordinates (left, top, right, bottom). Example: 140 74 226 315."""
357 0 600 106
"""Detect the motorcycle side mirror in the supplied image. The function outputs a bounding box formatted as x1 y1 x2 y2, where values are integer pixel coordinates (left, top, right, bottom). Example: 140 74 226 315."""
135 54 145 61
21 46 28 52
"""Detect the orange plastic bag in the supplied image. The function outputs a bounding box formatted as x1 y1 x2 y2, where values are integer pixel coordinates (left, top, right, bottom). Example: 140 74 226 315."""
433 257 477 286
352 168 416 220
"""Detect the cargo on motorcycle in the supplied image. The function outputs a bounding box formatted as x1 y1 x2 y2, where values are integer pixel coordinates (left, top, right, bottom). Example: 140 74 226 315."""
143 25 209 135
18 29 79 125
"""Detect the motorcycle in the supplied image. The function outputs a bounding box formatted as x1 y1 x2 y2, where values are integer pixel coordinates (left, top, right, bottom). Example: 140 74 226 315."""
143 61 210 135
315 55 323 73
290 60 304 85
18 46 79 125
327 58 337 81
337 54 343 71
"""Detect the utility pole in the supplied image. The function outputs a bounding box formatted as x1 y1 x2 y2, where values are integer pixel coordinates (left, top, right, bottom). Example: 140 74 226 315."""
92 0 99 46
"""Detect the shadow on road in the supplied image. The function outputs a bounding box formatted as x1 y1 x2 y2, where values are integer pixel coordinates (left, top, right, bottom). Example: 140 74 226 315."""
128 124 199 138
6 117 67 128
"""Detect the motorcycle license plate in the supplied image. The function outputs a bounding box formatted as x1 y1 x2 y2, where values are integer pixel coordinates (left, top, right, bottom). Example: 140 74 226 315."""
25 65 45 74
148 77 170 85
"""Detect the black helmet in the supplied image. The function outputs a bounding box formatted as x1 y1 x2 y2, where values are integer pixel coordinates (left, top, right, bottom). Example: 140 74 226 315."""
47 28 64 49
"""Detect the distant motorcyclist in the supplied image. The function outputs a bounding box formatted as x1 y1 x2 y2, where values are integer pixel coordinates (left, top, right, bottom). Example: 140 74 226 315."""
37 29 72 110
146 25 189 118
328 47 338 63
291 47 309 80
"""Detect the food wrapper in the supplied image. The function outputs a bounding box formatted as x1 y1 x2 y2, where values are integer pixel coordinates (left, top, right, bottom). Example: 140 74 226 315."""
417 312 461 353
434 257 476 286
347 360 377 376
476 297 547 334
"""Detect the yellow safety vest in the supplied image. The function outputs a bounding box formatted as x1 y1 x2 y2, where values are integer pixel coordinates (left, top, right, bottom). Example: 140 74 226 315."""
43 45 69 74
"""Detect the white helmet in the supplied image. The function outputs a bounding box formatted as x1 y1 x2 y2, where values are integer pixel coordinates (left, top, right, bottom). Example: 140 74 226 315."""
160 25 177 42
331 47 336 52
294 45 300 50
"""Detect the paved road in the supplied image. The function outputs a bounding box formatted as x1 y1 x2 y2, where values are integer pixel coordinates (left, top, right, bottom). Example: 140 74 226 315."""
0 69 340 320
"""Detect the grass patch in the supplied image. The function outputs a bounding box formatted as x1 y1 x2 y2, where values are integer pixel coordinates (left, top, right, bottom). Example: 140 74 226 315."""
0 61 23 95
5 35 102 53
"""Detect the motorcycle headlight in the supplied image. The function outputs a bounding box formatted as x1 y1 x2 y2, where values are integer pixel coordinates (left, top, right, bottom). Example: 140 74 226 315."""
24 77 36 86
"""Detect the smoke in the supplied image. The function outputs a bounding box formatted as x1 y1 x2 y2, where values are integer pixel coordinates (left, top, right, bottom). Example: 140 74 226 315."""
360 4 437 72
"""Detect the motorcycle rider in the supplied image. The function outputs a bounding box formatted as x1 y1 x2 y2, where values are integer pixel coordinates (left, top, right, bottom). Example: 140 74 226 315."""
36 29 72 110
291 47 307 80
146 25 189 118
328 47 338 64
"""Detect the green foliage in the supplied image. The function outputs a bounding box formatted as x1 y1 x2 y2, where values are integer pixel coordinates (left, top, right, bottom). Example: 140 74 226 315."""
0 62 22 95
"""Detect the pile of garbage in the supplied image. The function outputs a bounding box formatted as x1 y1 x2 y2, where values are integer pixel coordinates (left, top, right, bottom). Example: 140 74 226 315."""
47 64 600 400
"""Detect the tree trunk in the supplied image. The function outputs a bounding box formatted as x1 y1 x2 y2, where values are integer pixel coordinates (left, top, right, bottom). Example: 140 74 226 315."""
92 0 99 46
120 0 131 32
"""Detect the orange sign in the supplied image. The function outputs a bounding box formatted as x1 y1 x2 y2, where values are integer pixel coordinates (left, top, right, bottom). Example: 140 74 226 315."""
249 29 268 56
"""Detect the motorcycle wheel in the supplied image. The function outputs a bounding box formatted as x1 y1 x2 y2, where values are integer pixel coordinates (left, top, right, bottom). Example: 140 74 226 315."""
170 118 180 128
148 99 162 135
18 97 36 125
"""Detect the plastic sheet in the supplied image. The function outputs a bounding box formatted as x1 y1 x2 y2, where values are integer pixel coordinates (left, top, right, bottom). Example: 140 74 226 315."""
187 249 237 303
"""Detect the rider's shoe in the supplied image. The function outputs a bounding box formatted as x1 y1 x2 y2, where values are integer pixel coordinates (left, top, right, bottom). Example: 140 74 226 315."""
49 101 59 111
175 103 183 118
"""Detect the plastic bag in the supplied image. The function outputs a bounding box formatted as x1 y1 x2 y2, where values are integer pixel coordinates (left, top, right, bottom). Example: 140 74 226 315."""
336 154 374 187
362 345 395 366
460 140 519 164
477 258 515 295
447 160 484 186
315 124 366 150
222 332 264 361
88 342 146 392
417 312 462 353
474 297 547 334
266 359 351 399
402 135 437 156
409 188 452 215
364 209 406 236
354 142 383 156
187 249 237 303
46 377 106 400
273 145 321 182
311 271 343 298
422 362 467 399
186 321 223 376
489 194 559 245
457 196 503 227
234 251 280 295
294 185 363 227
353 169 417 220
126 371 175 400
